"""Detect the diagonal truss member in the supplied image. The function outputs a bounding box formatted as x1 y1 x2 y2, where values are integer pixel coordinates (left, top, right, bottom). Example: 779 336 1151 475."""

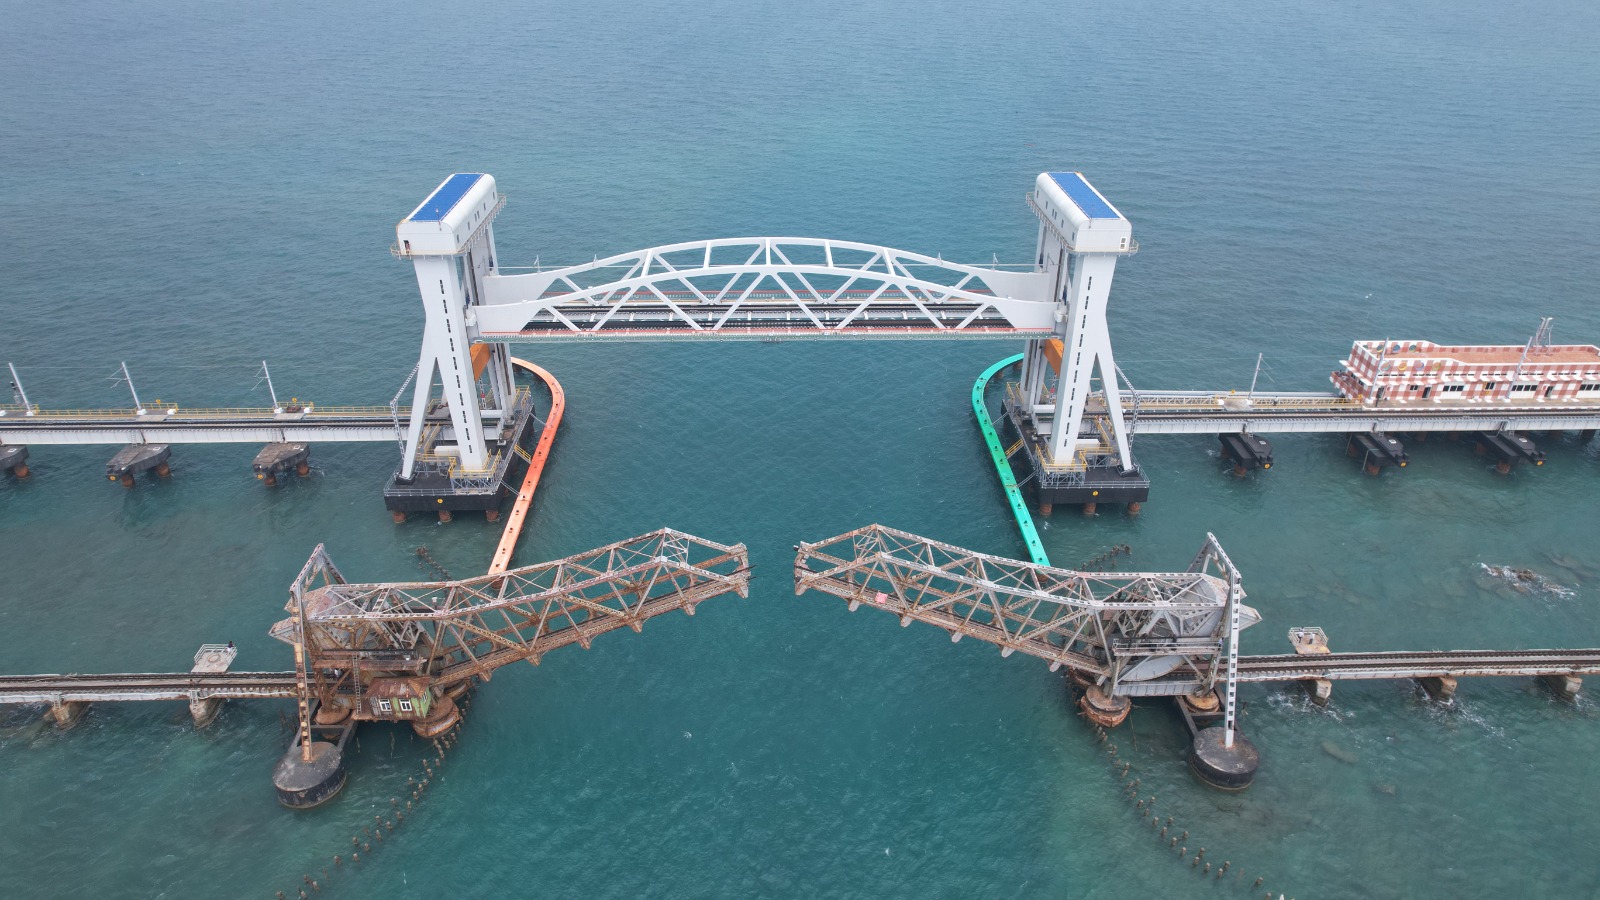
794 525 1259 735
271 529 749 745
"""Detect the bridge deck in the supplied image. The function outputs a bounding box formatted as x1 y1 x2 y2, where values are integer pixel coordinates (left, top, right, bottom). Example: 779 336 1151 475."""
1236 648 1600 682
1107 391 1600 434
0 671 300 704
0 407 432 445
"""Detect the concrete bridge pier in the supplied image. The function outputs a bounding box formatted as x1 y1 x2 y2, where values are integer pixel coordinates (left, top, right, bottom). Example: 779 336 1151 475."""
1417 675 1458 704
188 696 224 728
1540 673 1582 701
49 700 88 729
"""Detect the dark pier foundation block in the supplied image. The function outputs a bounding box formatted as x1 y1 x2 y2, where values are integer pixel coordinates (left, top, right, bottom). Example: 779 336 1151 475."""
252 442 310 486
0 444 28 478
1540 673 1582 701
106 443 171 486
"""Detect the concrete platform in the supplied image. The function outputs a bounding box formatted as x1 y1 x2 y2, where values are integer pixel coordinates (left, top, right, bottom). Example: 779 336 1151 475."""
0 444 27 477
106 443 171 484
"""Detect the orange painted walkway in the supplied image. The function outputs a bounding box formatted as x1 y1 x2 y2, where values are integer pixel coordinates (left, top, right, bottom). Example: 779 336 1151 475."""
487 359 565 575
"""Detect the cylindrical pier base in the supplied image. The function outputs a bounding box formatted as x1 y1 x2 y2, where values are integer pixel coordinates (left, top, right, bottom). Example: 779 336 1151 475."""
1364 462 1381 476
1179 690 1220 716
438 509 453 524
1190 727 1259 791
412 693 460 739
11 464 28 478
154 461 171 478
262 471 278 487
1066 668 1096 690
1232 464 1248 478
1078 684 1130 728
1495 460 1511 475
1082 502 1097 517
296 461 310 477
391 510 407 524
273 741 347 809
314 701 353 726
120 473 136 488
1126 501 1142 516
485 508 501 523
1038 501 1053 516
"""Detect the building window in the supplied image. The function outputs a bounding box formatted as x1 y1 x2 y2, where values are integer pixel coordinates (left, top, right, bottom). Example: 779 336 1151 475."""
398 700 414 713
374 699 392 713
1580 383 1600 392
1442 385 1466 393
1407 385 1420 391
1511 384 1538 393
1484 382 1496 391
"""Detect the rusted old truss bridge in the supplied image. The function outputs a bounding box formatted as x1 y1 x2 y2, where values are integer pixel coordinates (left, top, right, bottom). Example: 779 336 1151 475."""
5 526 1599 802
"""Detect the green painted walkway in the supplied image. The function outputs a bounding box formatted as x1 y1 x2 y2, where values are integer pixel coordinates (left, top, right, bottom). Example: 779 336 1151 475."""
971 354 1050 566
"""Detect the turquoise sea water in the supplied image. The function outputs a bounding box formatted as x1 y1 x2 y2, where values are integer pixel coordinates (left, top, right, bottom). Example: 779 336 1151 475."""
3 1 1600 896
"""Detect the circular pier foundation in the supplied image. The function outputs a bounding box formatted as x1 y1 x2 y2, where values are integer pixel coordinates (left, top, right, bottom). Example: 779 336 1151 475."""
1189 727 1259 791
273 741 347 809
1078 684 1131 728
412 694 460 739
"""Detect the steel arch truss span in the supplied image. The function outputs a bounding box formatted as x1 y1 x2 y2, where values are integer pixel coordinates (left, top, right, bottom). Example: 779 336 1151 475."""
474 238 1055 341
793 525 1260 699
272 529 750 702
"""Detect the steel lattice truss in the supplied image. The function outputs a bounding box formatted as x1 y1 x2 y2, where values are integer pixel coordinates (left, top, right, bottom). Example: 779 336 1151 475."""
473 237 1057 341
271 529 750 692
793 525 1259 697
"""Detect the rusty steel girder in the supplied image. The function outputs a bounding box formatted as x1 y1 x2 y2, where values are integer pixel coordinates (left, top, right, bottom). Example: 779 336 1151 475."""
271 529 749 729
793 524 1259 701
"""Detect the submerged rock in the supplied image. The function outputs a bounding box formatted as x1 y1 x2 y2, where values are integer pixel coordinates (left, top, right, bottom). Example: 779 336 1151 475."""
1321 740 1358 764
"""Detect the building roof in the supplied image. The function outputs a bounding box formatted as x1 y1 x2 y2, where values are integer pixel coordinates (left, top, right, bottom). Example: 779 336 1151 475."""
1047 172 1121 220
408 174 485 223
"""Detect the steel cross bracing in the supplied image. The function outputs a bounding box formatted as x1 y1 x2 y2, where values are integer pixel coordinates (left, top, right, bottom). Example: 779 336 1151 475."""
792 524 1260 698
472 238 1057 342
271 529 750 703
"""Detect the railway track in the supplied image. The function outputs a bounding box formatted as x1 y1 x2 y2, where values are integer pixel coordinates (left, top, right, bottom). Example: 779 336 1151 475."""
0 671 300 703
1236 648 1600 682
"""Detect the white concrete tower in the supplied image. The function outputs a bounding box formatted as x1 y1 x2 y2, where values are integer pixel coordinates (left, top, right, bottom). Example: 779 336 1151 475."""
1019 172 1136 471
395 174 513 478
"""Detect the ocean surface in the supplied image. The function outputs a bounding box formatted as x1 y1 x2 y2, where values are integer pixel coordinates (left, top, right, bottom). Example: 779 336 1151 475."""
3 1 1599 897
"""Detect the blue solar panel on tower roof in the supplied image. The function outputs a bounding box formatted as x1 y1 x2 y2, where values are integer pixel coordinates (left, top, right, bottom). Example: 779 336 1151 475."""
408 174 485 222
1048 172 1121 220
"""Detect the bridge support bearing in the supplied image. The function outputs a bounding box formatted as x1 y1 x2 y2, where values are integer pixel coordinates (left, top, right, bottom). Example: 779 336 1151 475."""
1078 684 1130 728
1540 673 1582 702
189 696 224 728
412 693 460 739
48 700 89 729
0 445 28 478
273 741 347 809
1417 675 1458 704
1190 727 1259 791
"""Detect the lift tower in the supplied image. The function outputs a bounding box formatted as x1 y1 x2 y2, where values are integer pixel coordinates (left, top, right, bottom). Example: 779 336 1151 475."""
387 175 537 519
1008 173 1148 512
